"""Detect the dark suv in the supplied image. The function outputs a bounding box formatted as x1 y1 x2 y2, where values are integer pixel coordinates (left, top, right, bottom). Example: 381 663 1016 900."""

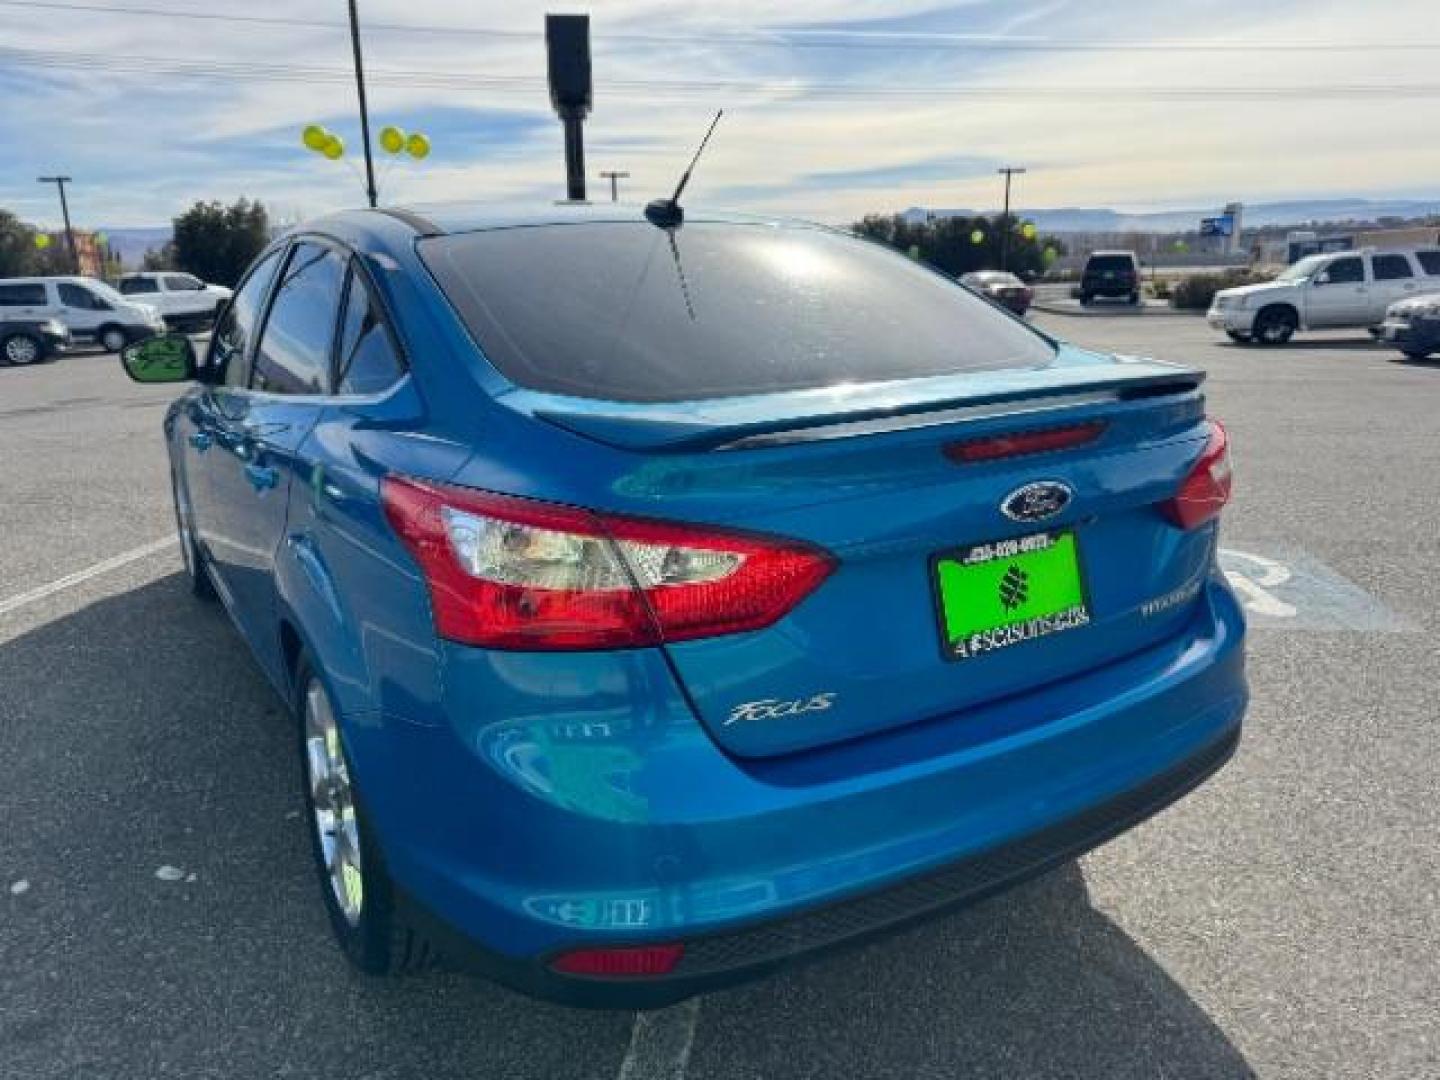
1080 251 1141 305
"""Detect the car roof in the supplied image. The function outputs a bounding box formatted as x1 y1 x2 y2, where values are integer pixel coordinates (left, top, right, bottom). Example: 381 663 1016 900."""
0 275 92 284
1087 250 1137 258
311 201 826 240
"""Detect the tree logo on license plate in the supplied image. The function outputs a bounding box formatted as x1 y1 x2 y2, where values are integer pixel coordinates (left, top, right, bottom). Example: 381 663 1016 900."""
998 564 1029 610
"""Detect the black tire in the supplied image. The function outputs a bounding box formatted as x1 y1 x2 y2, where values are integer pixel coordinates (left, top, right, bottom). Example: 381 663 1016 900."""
294 658 434 975
1401 349 1433 361
171 468 215 600
1079 293 1092 306
1226 331 1252 344
98 324 129 353
1 331 44 366
1252 306 1297 346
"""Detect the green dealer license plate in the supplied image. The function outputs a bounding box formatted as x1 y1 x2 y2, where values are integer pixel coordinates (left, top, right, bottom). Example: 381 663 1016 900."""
934 530 1091 660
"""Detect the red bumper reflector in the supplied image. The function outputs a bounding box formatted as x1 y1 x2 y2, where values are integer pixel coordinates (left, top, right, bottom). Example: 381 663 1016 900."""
550 943 685 977
944 421 1107 463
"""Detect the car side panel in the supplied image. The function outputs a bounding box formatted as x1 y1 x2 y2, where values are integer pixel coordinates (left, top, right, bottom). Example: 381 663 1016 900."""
271 383 474 735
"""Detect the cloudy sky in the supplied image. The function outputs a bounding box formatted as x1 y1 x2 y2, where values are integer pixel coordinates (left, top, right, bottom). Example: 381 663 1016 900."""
2 0 1438 228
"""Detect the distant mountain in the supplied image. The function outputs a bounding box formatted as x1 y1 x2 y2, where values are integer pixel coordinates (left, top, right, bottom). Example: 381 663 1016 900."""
98 226 172 267
901 198 1440 234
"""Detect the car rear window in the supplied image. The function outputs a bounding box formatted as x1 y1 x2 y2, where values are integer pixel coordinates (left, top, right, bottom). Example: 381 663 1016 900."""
0 283 47 306
1415 251 1440 276
419 222 1056 403
1086 255 1134 273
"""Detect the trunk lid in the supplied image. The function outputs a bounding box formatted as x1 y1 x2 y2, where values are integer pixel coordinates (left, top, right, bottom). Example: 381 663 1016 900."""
509 348 1217 758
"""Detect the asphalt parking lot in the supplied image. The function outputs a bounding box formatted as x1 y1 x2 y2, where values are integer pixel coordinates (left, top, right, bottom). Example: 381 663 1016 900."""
2 318 1437 1080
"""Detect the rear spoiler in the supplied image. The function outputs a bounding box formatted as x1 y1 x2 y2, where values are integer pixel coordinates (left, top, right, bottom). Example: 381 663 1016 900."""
505 350 1203 453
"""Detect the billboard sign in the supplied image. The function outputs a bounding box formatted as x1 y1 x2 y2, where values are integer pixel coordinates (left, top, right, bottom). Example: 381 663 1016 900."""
1200 215 1235 238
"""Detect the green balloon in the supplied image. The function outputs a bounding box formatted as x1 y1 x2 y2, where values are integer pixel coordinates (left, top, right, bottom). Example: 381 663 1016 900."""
302 124 329 152
405 132 431 160
970 229 985 245
34 233 51 249
322 135 344 160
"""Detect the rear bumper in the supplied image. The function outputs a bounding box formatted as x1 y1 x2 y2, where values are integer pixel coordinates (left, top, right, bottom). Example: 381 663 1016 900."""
414 719 1240 1007
354 576 1246 1007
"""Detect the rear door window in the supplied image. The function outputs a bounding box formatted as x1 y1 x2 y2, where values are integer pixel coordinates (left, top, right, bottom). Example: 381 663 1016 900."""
119 277 159 294
1372 254 1414 280
420 222 1055 403
1416 251 1440 276
251 242 346 395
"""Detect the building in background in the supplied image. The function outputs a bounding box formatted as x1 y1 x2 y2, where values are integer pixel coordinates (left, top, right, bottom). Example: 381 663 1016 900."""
39 230 109 277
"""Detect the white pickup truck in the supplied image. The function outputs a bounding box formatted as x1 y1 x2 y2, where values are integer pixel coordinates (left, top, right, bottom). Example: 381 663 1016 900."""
117 272 232 330
1208 248 1440 344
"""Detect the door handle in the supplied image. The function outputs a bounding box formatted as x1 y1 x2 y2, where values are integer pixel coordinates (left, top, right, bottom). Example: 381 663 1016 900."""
244 463 279 492
189 431 212 452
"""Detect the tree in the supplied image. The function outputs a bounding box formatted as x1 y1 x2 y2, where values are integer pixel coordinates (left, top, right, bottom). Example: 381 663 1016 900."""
852 212 1065 279
0 208 66 277
171 198 270 286
142 243 179 271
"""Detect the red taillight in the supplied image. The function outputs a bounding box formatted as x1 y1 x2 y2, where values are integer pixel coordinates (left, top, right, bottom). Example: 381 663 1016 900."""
381 476 835 650
550 943 685 977
1161 420 1232 530
945 421 1107 464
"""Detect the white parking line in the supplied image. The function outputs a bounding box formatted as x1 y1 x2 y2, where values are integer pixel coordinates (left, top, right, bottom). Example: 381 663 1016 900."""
617 999 702 1080
0 537 175 618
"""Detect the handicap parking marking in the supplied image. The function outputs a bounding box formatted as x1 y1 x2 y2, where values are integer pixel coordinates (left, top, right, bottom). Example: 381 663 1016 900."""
1219 546 1413 632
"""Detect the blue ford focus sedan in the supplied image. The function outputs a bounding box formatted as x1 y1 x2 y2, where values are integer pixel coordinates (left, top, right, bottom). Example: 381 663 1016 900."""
120 203 1246 1007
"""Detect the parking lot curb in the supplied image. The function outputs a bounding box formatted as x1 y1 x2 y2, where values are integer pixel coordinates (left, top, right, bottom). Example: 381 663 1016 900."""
1031 301 1200 319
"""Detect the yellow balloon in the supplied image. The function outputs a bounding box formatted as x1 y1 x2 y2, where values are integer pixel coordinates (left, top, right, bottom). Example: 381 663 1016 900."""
970 229 985 245
302 124 329 152
322 135 344 160
1021 222 1037 240
405 132 431 160
34 233 51 249
379 125 405 154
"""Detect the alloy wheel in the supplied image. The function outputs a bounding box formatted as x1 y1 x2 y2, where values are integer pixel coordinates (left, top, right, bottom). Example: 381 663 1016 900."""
4 335 40 365
303 679 364 926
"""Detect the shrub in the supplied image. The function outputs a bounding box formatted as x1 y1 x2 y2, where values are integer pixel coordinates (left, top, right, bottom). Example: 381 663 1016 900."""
1170 271 1272 310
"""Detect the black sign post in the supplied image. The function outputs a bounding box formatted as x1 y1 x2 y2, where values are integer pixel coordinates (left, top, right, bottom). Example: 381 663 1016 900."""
546 15 593 202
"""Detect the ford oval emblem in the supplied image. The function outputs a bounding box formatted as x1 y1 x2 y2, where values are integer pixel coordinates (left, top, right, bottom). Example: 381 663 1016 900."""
1001 481 1074 522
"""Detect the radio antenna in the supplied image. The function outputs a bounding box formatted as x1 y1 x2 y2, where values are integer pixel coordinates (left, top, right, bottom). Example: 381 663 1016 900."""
645 110 723 229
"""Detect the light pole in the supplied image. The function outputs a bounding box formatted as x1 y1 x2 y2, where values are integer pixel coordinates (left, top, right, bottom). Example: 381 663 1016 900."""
345 0 378 208
37 175 78 273
996 166 1027 271
599 170 629 202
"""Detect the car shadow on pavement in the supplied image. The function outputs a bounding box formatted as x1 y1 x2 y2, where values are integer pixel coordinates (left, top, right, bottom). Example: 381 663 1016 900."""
0 574 1255 1080
688 861 1255 1079
0 575 632 1080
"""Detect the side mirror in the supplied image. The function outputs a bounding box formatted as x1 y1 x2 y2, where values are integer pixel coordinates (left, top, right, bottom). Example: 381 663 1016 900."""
1313 271 1330 286
120 334 197 384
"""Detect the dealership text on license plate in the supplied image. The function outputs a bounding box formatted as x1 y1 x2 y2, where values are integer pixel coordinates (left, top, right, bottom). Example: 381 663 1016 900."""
933 530 1091 660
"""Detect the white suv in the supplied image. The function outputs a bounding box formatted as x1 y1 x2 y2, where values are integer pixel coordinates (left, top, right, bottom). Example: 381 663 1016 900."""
117 272 232 330
1208 248 1440 345
0 276 166 353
